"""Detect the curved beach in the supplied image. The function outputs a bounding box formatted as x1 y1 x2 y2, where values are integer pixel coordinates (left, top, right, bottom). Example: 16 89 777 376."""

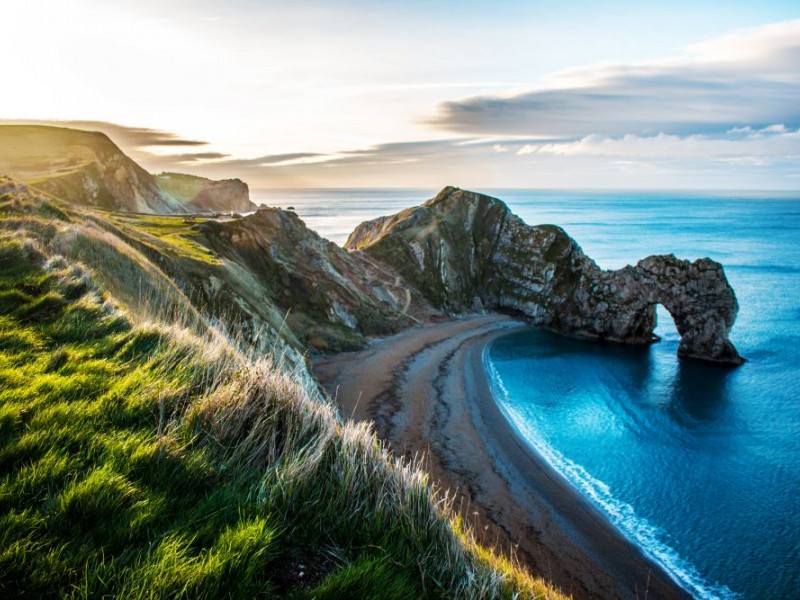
312 314 690 600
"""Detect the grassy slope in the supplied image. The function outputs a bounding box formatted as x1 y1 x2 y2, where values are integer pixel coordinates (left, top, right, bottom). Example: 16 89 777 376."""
0 186 567 599
0 125 182 214
0 126 98 183
106 213 220 265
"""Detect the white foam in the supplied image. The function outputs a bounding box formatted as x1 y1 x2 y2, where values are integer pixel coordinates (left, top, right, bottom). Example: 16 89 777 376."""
483 351 740 600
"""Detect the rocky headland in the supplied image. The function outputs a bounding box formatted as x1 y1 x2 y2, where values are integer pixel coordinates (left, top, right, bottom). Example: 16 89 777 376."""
346 186 743 364
155 172 257 213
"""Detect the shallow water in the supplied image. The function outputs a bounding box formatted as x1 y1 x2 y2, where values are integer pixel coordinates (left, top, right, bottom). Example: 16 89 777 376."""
255 187 800 598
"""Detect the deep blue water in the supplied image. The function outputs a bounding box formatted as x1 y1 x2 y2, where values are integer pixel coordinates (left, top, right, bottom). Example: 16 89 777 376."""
254 188 800 599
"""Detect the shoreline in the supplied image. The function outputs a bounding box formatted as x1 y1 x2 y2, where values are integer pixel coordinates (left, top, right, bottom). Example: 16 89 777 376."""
312 315 690 599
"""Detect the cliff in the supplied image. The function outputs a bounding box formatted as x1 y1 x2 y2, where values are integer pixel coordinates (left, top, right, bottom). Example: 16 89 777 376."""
346 186 743 365
0 125 185 214
156 172 258 213
191 207 440 352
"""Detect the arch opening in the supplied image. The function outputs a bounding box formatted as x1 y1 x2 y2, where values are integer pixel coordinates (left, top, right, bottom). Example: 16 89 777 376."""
653 302 681 345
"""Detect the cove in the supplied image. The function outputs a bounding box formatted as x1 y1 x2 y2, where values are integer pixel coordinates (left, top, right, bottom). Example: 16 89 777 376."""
485 304 800 598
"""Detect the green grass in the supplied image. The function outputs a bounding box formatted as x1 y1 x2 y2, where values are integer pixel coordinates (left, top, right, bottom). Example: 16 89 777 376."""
0 236 279 597
108 213 220 264
0 191 568 599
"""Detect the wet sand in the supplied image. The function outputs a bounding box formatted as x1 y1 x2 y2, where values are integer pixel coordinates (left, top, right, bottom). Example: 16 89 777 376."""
312 314 690 600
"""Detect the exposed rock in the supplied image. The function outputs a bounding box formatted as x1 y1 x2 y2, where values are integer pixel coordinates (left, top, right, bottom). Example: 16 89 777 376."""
346 187 743 365
192 207 441 352
0 125 184 214
156 172 257 213
564 255 742 364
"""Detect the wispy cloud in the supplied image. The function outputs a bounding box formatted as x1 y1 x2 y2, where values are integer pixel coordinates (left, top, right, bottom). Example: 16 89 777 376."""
531 127 800 159
162 151 231 163
426 20 800 139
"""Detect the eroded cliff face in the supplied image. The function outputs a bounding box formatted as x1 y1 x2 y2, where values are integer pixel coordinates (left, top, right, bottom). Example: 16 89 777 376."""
192 207 441 352
346 187 743 364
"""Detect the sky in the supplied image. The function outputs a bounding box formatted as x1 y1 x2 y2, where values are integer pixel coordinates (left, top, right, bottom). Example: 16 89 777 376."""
2 0 799 189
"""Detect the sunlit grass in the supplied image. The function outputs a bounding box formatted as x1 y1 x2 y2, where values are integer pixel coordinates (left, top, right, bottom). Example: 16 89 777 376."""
108 213 220 264
0 237 282 597
0 192 568 599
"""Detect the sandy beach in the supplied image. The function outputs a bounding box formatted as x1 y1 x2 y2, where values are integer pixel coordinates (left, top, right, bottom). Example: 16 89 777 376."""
312 314 690 600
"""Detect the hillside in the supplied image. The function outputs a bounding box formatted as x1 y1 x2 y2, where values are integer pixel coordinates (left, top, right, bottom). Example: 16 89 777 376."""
0 126 258 215
0 178 565 598
156 172 258 213
0 125 183 214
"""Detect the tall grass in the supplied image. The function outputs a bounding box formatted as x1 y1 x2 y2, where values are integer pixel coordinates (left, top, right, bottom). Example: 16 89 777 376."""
0 187 568 598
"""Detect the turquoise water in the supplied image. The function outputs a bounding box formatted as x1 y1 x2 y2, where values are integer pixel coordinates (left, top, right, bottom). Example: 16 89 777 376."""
254 188 800 599
483 191 800 599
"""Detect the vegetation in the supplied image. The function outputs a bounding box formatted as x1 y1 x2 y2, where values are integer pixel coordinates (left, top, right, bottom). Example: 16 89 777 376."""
0 125 101 183
0 186 566 598
107 213 220 264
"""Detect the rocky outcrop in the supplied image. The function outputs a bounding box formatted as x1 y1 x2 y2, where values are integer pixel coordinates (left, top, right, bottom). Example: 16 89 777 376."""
558 255 741 364
0 171 437 355
156 173 257 213
193 208 441 352
346 187 743 365
0 125 185 214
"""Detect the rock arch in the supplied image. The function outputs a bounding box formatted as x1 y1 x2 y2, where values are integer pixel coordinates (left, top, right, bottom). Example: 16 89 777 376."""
348 187 744 365
636 255 742 364
553 254 743 365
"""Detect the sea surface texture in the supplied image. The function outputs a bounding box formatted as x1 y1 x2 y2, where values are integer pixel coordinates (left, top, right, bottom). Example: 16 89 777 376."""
255 188 800 599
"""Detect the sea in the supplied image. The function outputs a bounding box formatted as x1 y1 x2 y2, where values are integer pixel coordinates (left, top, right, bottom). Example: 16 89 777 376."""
254 188 800 599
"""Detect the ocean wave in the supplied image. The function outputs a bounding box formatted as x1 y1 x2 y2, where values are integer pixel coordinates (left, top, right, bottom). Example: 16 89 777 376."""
483 351 739 600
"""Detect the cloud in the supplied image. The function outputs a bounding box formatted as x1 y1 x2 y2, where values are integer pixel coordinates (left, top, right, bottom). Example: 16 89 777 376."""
182 123 798 190
161 151 231 163
427 20 800 139
207 139 461 172
61 120 209 147
530 126 800 159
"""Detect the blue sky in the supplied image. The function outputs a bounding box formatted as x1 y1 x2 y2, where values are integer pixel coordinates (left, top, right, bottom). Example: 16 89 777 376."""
3 0 799 188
